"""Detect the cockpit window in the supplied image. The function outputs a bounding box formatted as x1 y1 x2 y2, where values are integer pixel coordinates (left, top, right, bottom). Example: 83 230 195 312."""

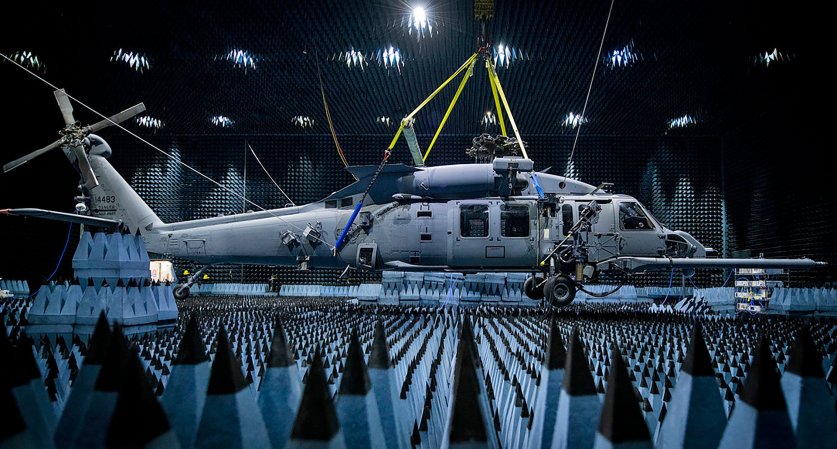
500 204 529 237
460 205 489 237
619 202 655 231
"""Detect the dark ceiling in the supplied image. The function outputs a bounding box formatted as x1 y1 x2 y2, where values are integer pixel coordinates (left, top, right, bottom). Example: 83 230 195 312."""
0 0 826 142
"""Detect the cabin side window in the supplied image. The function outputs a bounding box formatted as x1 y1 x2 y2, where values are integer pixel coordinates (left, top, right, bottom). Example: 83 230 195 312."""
619 201 655 231
460 205 489 237
340 197 353 208
561 204 574 234
500 204 530 237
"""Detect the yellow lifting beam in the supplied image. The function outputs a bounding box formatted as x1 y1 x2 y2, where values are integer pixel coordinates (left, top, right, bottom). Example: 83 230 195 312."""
424 57 476 161
486 59 507 137
387 53 478 155
388 51 529 164
486 59 528 160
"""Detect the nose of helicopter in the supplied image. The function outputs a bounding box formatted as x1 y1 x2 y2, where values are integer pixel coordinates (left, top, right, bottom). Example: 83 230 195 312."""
662 229 708 258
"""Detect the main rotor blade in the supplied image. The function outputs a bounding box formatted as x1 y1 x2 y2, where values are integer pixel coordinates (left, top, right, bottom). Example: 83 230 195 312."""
71 144 99 189
86 103 146 133
3 138 64 173
54 89 76 126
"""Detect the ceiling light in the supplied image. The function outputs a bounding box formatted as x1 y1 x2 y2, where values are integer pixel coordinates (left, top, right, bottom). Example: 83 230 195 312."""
291 116 314 128
404 5 436 40
562 112 588 128
110 49 150 73
334 48 368 70
668 114 698 129
136 116 165 129
605 41 640 69
210 115 234 127
413 6 427 25
753 48 793 67
481 111 497 127
376 116 393 127
221 49 256 72
10 50 45 72
493 44 527 69
375 46 404 73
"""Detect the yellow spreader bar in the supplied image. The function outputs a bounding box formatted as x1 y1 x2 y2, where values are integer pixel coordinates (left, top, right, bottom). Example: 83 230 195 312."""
487 59 507 137
487 60 528 160
387 52 528 164
387 53 478 152
423 57 476 162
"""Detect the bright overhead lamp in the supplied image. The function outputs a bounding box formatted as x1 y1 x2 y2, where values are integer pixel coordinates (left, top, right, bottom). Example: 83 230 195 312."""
562 112 588 128
136 116 165 129
668 114 698 129
223 49 257 72
11 50 46 72
604 41 640 69
292 116 315 128
753 48 793 67
111 49 150 73
405 4 436 40
481 111 497 127
210 115 234 127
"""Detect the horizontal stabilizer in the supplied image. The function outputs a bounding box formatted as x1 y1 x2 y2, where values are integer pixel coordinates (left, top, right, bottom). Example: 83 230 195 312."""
1 208 121 230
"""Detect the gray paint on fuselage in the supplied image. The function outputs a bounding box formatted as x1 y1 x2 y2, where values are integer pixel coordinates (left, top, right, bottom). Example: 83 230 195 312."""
152 208 353 268
86 145 744 275
138 165 601 270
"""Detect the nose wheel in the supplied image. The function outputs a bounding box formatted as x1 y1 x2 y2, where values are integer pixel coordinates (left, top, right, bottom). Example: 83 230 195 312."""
544 274 576 308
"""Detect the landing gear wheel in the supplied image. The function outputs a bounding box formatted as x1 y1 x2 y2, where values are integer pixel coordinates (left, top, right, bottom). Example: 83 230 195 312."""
524 276 545 300
544 275 576 308
173 285 190 300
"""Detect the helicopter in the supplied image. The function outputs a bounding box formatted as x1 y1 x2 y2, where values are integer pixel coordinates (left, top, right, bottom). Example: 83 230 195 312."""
1 89 825 306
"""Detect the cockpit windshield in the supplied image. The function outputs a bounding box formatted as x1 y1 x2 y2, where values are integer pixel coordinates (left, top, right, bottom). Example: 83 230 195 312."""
619 201 656 231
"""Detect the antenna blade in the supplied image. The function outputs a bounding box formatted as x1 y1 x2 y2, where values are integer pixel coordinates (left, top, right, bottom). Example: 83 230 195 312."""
87 103 146 133
71 144 99 189
3 139 64 173
54 89 76 125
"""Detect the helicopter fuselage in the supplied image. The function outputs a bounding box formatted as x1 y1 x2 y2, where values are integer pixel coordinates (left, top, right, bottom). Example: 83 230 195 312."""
86 146 699 277
7 135 824 305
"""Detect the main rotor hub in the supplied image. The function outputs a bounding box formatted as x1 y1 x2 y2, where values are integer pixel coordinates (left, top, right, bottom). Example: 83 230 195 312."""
58 123 88 144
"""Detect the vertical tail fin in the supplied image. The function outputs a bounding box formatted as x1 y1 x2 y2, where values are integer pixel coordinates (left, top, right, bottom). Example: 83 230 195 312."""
86 148 163 233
